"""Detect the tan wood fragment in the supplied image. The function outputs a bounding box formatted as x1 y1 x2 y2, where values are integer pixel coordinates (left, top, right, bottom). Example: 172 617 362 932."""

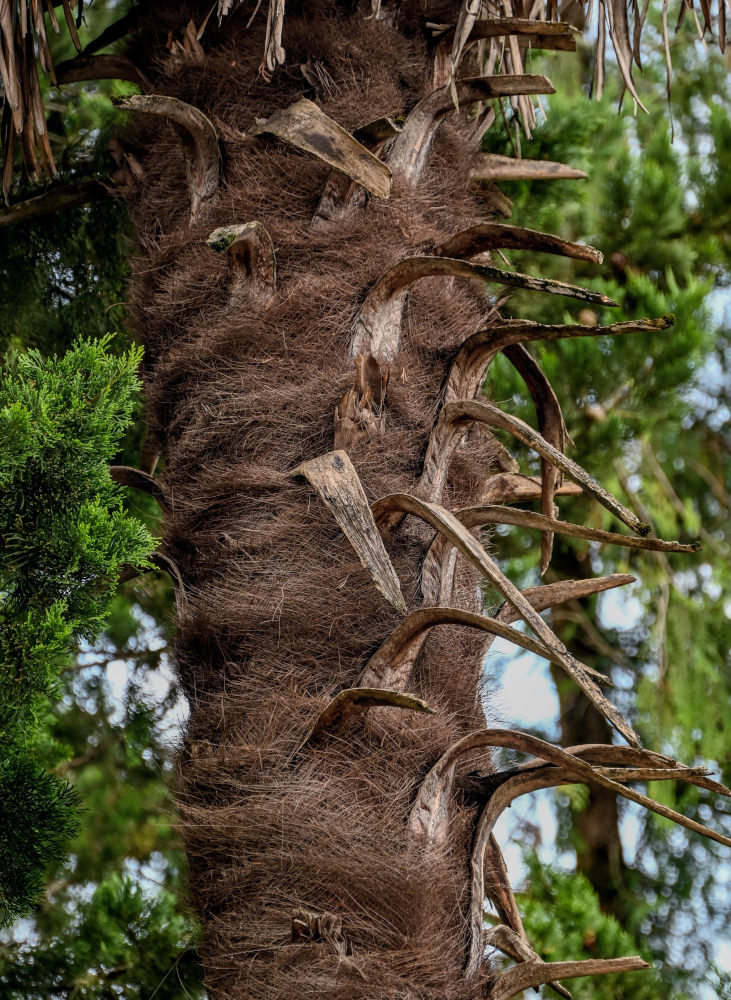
471 153 587 182
251 98 392 199
207 221 277 301
290 451 406 613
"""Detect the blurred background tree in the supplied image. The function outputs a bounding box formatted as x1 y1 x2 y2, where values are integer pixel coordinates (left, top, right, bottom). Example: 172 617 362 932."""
0 3 727 998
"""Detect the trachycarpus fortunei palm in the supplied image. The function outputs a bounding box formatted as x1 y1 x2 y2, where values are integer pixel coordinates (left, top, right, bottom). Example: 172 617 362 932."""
2 1 730 997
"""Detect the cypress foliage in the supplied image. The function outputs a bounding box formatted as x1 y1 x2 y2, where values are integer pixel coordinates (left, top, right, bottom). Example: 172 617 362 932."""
0 336 154 925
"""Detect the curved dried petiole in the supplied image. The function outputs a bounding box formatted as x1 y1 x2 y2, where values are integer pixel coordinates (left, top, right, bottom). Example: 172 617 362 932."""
373 493 638 744
434 400 650 536
301 687 434 746
359 602 620 691
351 258 617 364
420 316 673 504
55 53 151 89
207 221 277 302
484 924 572 1000
501 343 567 572
119 551 186 615
434 223 602 264
481 474 583 505
388 75 555 185
466 735 731 978
109 465 170 513
251 98 392 199
290 451 406 613
112 94 220 222
489 954 648 1000
457 503 700 557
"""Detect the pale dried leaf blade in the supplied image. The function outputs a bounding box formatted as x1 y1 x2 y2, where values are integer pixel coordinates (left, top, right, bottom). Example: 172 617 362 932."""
251 98 392 198
291 451 406 613
305 687 435 743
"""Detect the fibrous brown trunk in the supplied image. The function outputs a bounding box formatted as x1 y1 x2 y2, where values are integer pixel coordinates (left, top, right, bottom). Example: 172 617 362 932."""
112 3 728 998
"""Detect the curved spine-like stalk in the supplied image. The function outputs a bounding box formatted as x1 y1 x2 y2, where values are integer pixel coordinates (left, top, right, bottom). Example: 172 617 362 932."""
112 94 220 222
300 688 434 748
360 578 631 690
388 75 555 185
434 223 602 263
428 399 649 535
109 465 170 513
350 257 616 365
372 493 638 744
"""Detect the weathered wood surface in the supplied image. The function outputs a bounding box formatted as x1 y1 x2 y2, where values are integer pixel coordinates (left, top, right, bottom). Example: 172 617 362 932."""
251 98 392 199
471 153 588 181
290 451 407 613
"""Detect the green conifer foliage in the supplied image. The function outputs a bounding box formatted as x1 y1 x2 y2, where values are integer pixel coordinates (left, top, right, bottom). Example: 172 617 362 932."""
0 336 154 925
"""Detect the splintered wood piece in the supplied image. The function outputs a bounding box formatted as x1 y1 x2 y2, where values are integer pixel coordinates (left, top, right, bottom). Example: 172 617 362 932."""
112 94 219 221
334 354 390 448
388 76 554 185
358 606 600 692
351 257 617 364
372 494 638 745
501 343 567 573
291 907 345 953
290 451 406 613
471 153 587 182
260 0 286 77
484 924 572 1000
434 223 602 264
457 504 701 554
251 98 392 199
109 465 170 513
440 400 650 536
490 956 648 1000
303 687 434 744
207 221 277 300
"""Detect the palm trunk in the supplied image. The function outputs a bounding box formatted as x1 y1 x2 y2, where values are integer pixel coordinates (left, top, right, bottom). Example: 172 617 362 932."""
114 3 723 997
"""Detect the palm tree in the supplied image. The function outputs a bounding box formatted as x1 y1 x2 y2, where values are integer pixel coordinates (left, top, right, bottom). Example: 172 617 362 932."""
2 1 729 997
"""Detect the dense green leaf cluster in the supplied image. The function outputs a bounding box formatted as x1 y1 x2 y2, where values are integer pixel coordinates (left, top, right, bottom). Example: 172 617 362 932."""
0 336 154 925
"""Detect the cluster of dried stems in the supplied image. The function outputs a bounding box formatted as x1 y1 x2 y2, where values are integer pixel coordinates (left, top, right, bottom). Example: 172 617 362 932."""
3 1 730 998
